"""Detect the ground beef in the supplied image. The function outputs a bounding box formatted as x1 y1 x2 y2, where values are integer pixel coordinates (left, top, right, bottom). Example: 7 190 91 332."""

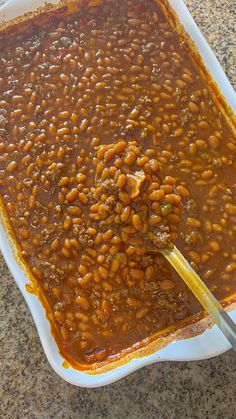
0 110 7 128
78 229 94 247
139 255 154 267
182 230 202 246
153 232 172 249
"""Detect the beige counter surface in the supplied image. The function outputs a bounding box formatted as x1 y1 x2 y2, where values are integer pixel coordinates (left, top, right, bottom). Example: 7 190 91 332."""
0 1 235 418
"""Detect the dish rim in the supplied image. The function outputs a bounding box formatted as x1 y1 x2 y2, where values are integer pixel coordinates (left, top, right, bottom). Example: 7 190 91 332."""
0 0 236 387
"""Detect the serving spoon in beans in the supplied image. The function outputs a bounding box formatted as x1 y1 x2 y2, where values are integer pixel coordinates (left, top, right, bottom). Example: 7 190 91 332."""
96 141 236 352
162 245 236 352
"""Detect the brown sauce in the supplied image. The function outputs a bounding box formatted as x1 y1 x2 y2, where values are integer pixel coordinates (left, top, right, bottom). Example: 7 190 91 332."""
0 0 236 366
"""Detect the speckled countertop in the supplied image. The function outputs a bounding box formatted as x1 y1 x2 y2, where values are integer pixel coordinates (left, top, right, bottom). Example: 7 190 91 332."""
0 1 235 418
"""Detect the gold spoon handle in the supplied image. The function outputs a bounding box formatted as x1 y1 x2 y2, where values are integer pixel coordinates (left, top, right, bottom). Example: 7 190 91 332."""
162 245 236 352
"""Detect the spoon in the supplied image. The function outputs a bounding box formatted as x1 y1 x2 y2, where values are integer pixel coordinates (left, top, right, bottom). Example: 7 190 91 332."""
161 245 236 352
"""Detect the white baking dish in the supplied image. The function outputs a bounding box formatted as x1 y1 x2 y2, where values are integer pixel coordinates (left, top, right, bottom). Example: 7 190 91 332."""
0 0 236 387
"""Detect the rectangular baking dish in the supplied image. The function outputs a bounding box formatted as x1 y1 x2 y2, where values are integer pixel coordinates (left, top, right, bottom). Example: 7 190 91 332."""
0 0 236 387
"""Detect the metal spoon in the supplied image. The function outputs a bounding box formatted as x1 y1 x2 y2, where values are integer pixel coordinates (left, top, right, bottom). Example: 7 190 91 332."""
162 245 236 352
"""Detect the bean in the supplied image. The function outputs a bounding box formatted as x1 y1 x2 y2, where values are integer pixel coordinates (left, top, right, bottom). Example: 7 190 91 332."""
121 206 131 222
137 156 149 166
80 119 89 131
87 227 97 235
188 251 201 264
136 307 149 319
124 152 136 165
201 170 213 180
164 176 176 185
228 142 236 152
188 101 199 113
6 161 17 172
95 82 106 90
67 206 81 215
209 241 220 252
116 174 127 188
79 272 93 285
57 127 70 136
196 140 207 150
102 281 112 291
118 191 131 204
225 203 236 215
51 239 60 251
203 269 214 280
66 188 78 203
161 184 173 194
130 269 144 279
199 121 210 129
127 297 141 307
78 192 88 205
131 214 142 231
208 135 219 149
71 113 78 123
174 128 184 137
165 194 181 204
148 214 161 225
176 185 189 197
187 217 201 228
148 182 161 192
115 141 126 153
160 279 175 290
149 189 165 201
225 262 236 273
78 264 88 276
123 225 136 234
183 73 193 83
74 296 89 310
76 173 87 183
75 312 89 322
129 108 139 119
58 111 70 119
149 159 159 172
103 229 113 241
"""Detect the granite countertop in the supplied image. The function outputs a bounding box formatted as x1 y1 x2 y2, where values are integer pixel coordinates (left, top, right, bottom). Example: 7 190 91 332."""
0 1 235 418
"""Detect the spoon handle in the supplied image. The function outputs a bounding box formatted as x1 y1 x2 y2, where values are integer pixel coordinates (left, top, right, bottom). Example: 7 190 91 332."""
162 245 236 352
